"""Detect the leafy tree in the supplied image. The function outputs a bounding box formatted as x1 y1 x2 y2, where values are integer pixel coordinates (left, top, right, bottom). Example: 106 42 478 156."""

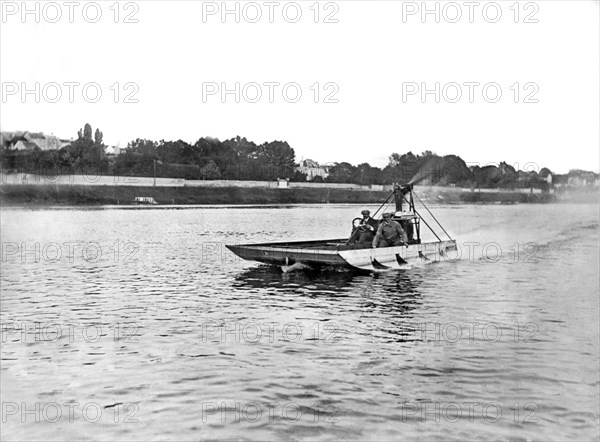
195 137 235 177
327 162 355 183
60 123 107 174
290 169 308 182
94 129 103 146
352 163 382 185
259 140 296 180
83 123 93 141
382 151 419 184
156 139 192 165
388 153 402 167
128 138 157 157
200 160 221 180
439 155 470 186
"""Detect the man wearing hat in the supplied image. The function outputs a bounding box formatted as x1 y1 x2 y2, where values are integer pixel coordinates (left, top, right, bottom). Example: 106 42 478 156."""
373 212 408 248
348 209 379 245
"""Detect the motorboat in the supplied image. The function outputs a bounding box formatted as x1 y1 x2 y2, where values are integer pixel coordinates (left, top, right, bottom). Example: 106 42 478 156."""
226 184 456 271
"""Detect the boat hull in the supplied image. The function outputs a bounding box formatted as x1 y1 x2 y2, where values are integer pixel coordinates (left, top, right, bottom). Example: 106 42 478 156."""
338 240 456 270
226 239 457 271
226 239 349 267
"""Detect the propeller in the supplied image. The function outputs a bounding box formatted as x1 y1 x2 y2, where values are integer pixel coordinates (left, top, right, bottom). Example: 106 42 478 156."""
407 158 439 185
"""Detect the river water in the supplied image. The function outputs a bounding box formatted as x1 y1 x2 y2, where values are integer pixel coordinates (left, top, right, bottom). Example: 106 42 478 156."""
1 203 598 441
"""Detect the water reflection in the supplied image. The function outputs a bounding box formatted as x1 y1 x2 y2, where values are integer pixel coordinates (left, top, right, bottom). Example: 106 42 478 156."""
232 265 427 343
232 265 361 297
361 271 424 313
357 270 426 343
233 264 423 299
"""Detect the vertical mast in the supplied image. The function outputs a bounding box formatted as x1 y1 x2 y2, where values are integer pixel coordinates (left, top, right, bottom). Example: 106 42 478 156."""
394 184 414 212
394 184 403 212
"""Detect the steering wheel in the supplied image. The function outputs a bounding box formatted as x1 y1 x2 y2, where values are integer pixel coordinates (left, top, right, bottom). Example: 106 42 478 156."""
352 217 367 232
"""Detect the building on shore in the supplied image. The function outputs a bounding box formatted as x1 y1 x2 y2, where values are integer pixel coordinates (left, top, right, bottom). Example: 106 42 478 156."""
105 145 123 156
12 140 39 151
295 159 331 181
1 131 71 151
566 170 599 187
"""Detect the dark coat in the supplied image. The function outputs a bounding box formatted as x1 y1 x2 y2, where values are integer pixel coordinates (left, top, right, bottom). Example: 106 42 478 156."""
360 217 379 232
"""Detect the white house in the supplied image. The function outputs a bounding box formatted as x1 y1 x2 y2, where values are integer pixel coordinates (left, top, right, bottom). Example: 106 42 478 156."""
105 146 123 156
295 159 330 181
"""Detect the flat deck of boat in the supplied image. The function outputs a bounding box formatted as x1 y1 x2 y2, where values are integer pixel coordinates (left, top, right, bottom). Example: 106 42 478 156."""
241 238 374 249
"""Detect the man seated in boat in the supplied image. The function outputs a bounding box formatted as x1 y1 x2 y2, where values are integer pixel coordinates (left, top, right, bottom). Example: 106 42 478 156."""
348 210 379 245
373 212 408 248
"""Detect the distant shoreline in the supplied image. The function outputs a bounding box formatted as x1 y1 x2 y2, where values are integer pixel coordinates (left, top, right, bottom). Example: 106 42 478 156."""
0 184 568 207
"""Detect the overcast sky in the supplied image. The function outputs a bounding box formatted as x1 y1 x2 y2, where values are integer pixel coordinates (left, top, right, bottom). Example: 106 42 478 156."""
1 0 599 173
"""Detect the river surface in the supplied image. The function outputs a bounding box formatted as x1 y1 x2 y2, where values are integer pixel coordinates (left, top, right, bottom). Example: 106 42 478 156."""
1 203 598 441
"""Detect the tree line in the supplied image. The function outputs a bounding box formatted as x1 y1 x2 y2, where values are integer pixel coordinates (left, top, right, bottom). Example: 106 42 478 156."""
325 151 552 189
0 123 561 189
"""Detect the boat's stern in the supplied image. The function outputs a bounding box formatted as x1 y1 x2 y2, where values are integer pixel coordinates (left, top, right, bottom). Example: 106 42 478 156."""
226 240 350 267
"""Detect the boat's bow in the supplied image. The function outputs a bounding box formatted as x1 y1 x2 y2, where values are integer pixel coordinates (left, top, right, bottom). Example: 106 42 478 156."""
337 240 457 270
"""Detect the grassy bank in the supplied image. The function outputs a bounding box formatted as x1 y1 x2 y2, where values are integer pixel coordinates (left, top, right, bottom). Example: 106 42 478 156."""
0 184 557 206
0 185 390 206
